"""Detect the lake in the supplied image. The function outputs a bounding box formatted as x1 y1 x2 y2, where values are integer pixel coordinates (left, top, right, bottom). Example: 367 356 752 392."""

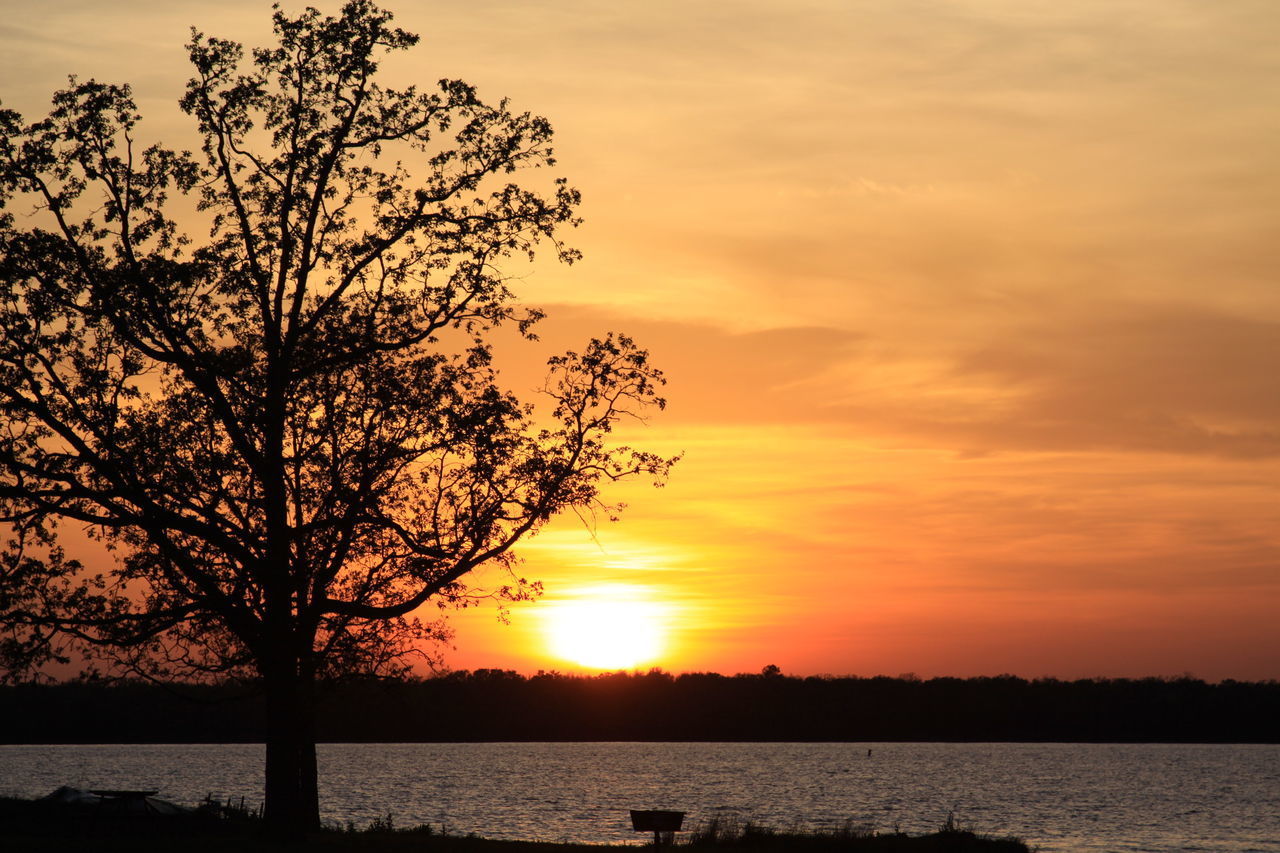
0 742 1275 852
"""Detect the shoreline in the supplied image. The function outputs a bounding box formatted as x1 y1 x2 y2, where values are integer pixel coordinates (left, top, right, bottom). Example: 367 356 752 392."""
5 676 1274 744
0 796 1031 853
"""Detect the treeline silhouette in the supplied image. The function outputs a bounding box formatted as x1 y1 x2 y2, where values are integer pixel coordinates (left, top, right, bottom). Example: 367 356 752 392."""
2 669 1276 744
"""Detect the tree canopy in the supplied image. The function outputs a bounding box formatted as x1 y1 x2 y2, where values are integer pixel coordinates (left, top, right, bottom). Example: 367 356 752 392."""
0 0 673 832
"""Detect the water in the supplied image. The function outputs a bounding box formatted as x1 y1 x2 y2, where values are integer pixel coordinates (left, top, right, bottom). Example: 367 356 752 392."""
0 742 1275 852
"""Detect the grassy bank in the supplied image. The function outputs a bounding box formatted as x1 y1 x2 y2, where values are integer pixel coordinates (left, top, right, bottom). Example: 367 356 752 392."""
0 797 1030 853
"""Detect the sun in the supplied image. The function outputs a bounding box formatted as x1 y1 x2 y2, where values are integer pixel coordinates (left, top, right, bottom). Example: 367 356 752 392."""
542 586 668 670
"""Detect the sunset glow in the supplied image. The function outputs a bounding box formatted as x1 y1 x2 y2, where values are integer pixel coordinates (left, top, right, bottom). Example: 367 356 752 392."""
542 586 668 671
4 0 1278 682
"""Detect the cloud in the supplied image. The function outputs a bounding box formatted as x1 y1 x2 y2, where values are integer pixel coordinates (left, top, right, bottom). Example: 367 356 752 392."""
525 299 1280 458
844 300 1280 457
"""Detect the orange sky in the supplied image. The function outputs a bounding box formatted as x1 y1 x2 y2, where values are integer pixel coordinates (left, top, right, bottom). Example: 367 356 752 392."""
3 0 1278 680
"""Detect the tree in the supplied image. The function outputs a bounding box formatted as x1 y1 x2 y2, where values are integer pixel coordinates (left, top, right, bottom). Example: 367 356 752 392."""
0 1 672 834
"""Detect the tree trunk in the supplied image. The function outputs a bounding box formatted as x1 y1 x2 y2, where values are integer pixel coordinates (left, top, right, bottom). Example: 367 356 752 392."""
263 665 321 836
300 660 320 823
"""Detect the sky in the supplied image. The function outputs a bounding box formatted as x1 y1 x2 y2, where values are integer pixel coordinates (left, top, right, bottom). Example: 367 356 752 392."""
2 0 1278 680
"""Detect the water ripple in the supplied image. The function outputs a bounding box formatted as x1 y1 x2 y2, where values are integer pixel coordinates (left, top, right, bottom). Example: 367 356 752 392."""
0 742 1276 852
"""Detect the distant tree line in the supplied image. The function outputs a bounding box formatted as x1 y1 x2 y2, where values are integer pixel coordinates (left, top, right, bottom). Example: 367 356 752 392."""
2 669 1276 744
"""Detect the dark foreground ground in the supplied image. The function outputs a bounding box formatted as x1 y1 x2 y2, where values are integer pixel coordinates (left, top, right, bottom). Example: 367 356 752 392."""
0 797 1030 853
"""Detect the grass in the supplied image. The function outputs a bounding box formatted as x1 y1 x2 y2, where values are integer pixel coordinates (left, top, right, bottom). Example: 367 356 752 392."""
0 797 1030 853
681 814 1029 852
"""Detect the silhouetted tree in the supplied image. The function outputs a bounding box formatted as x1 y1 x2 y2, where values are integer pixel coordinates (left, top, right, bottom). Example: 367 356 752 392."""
0 0 671 834
3 674 1277 746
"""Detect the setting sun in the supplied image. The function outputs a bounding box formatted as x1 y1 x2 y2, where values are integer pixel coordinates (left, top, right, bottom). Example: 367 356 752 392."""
542 586 668 670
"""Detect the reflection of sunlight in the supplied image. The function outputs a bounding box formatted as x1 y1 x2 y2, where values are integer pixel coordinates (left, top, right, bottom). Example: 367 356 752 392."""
542 585 669 670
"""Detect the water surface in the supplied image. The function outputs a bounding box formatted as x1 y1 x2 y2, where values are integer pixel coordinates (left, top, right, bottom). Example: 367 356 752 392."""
0 742 1275 852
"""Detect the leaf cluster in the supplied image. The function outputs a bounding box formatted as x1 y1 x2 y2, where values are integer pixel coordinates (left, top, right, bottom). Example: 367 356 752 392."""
0 1 674 685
